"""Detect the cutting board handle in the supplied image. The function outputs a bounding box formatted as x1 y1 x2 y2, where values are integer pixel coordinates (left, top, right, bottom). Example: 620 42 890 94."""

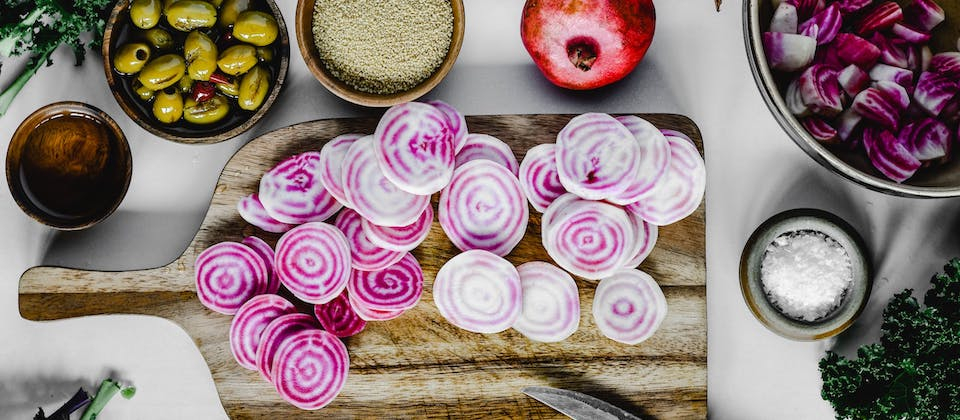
19 264 196 321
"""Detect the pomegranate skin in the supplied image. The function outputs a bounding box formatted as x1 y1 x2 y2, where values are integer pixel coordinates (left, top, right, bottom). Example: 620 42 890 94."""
521 0 656 90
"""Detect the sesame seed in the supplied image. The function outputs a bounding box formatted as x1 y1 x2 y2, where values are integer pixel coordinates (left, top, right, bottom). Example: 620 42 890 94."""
312 0 454 95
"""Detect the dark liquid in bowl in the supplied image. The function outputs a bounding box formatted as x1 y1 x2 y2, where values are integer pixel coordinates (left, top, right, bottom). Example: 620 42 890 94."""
18 114 126 222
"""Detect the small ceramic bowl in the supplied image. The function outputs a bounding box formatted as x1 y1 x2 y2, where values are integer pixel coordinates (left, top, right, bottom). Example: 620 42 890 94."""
6 102 132 230
102 0 290 144
295 0 464 107
740 208 872 340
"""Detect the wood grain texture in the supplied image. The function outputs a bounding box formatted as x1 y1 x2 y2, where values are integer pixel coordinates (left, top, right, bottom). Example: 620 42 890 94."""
20 114 707 419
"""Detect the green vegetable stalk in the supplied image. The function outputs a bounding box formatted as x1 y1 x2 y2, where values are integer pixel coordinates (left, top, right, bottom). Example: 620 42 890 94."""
820 258 960 419
0 0 111 117
80 379 136 420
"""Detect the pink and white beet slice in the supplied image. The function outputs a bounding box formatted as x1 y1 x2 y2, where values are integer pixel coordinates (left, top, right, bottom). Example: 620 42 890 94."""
313 291 367 337
241 236 280 294
592 269 667 345
318 133 363 208
518 143 566 213
274 222 352 304
195 241 269 315
229 294 296 370
626 133 705 226
272 329 349 410
455 133 519 175
334 208 405 271
258 152 343 225
361 205 433 252
373 102 456 195
608 115 671 205
342 135 430 227
433 250 522 334
512 262 580 342
237 193 294 233
555 113 642 200
255 313 318 382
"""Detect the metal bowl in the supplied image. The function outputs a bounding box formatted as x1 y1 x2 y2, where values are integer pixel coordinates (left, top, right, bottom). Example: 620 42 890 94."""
740 209 872 341
744 0 960 198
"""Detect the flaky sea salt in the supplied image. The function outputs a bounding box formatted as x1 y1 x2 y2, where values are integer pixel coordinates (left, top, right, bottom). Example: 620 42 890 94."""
760 230 853 322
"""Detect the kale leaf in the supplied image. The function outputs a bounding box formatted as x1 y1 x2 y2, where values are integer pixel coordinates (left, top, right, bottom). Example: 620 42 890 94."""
820 258 960 419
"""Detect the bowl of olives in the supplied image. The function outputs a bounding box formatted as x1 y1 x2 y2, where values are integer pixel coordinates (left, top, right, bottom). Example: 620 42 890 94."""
103 0 289 144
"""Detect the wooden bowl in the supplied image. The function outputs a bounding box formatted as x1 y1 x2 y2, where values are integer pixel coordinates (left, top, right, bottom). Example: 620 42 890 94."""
102 0 290 144
745 0 960 197
295 0 465 107
6 102 132 230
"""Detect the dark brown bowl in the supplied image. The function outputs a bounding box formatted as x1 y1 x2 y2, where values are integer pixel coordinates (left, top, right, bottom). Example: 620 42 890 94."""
295 0 464 107
103 0 289 144
745 0 960 197
6 102 132 230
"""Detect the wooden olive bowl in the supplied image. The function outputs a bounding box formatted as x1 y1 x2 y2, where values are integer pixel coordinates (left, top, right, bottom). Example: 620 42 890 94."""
745 0 960 197
6 102 132 230
102 0 290 144
295 0 465 108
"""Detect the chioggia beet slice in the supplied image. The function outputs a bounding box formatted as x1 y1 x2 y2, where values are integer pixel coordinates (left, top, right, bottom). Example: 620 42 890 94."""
512 262 580 343
592 269 667 345
241 236 280 294
373 102 455 195
258 152 343 224
454 133 519 176
626 134 706 226
229 294 296 370
334 208 405 271
195 241 269 315
314 291 367 338
342 135 430 227
555 113 642 200
361 205 433 252
608 115 671 205
274 222 352 304
272 329 349 410
237 193 294 233
544 199 635 280
255 313 318 382
518 143 566 213
348 292 406 321
347 253 423 311
318 133 363 208
426 100 469 154
433 250 522 334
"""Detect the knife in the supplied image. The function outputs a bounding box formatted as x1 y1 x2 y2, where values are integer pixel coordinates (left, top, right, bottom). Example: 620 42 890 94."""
522 386 643 420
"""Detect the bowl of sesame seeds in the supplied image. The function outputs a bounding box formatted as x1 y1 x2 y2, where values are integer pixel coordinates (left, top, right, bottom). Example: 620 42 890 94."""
295 0 464 107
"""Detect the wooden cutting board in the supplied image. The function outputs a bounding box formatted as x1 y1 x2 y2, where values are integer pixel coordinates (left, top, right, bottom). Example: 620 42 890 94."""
19 114 707 419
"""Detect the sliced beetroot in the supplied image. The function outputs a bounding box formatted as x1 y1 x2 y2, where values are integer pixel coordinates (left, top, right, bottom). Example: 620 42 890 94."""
904 0 945 31
626 135 706 226
438 160 529 257
318 133 363 208
361 205 433 252
426 100 469 154
763 32 817 72
869 63 915 91
373 102 455 195
837 0 872 14
195 241 269 315
786 78 812 117
592 269 668 345
334 208 405 272
540 192 582 238
863 127 921 182
242 236 280 294
802 117 840 144
313 291 366 337
348 292 406 321
347 253 423 311
770 1 799 34
852 81 910 131
433 250 522 334
798 65 844 117
900 118 952 161
914 71 960 116
838 65 870 98
454 134 519 175
272 329 349 410
518 143 566 213
255 313 318 382
555 113 641 200
229 294 296 371
870 33 913 69
544 199 635 280
854 1 903 36
511 262 580 343
259 152 343 225
237 194 294 234
834 33 881 69
798 3 841 45
608 115 671 205
837 108 864 141
342 135 430 227
622 212 658 268
891 23 931 44
274 222 352 304
929 52 960 77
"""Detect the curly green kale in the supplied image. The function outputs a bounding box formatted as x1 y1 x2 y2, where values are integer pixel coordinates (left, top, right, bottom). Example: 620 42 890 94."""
0 0 111 117
820 258 960 419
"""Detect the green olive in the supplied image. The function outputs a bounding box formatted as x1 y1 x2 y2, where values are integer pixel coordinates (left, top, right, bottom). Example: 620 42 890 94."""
179 74 195 94
165 0 218 32
130 0 162 29
218 0 251 27
217 44 257 76
216 77 240 97
144 28 174 50
238 65 269 111
138 54 186 90
153 87 184 123
255 46 273 62
184 31 218 81
162 0 177 11
133 80 155 101
232 11 278 47
184 94 230 124
113 42 152 74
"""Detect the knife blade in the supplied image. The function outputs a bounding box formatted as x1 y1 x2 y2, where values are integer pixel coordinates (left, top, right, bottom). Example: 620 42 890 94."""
521 386 643 420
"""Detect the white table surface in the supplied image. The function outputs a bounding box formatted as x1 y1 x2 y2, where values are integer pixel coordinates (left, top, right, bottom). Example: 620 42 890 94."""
2 1 958 418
